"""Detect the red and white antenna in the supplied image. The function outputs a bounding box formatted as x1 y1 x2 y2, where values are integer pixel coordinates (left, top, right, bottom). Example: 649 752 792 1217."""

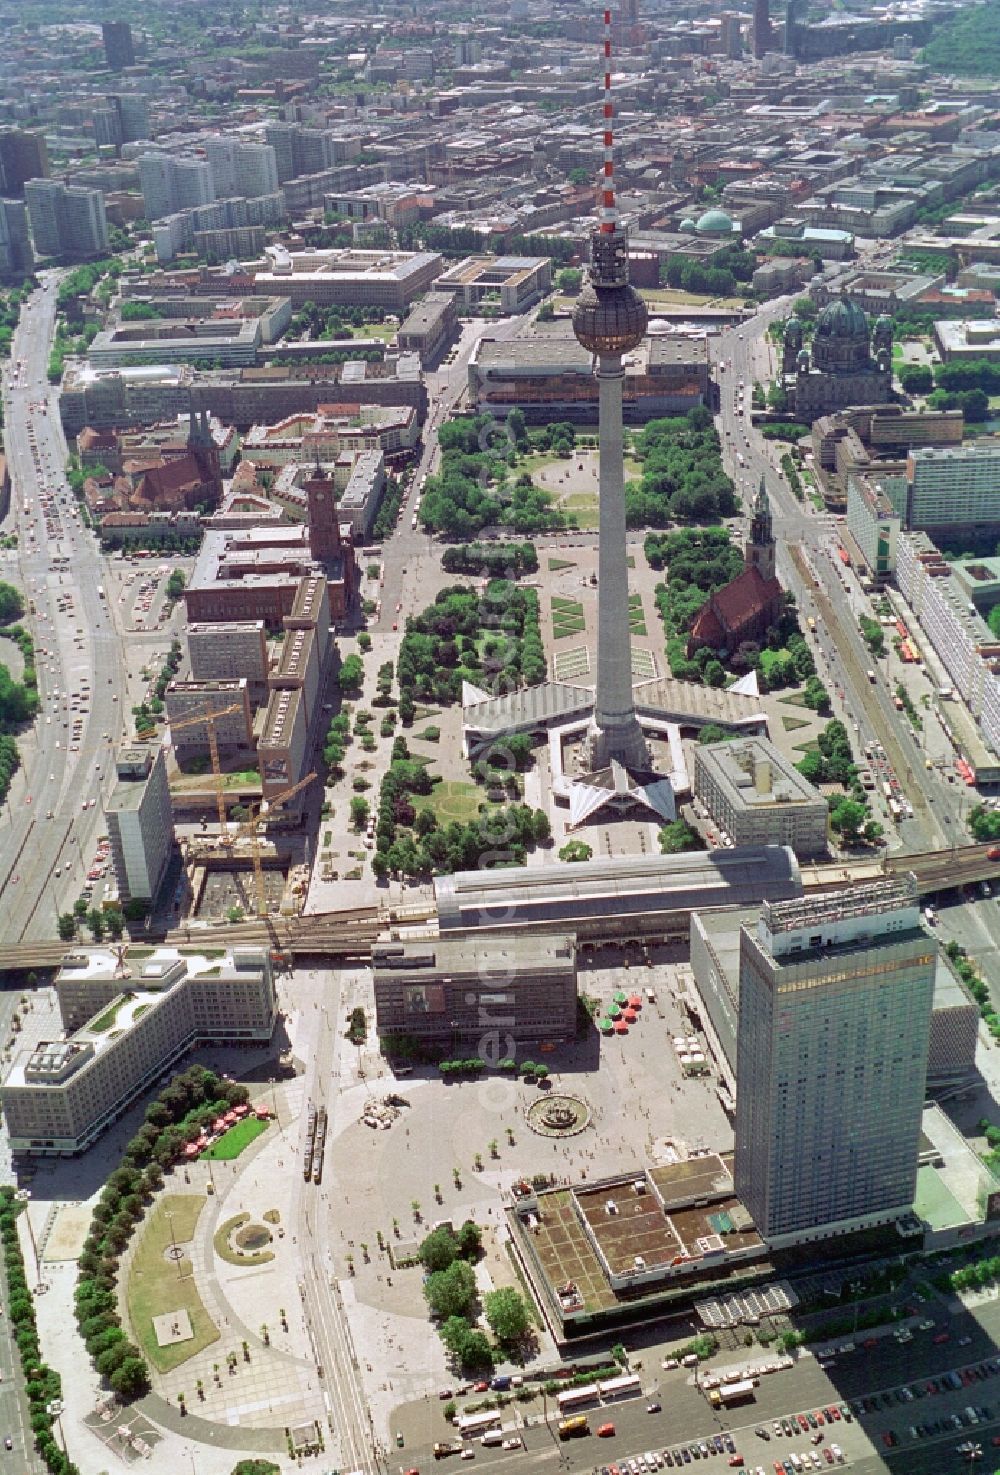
600 7 618 234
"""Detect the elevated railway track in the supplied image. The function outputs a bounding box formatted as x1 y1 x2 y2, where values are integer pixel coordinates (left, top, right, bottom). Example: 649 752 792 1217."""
0 850 995 971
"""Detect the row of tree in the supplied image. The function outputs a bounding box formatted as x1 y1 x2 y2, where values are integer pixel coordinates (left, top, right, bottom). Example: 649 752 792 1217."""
0 1187 79 1475
74 1065 253 1401
441 542 539 578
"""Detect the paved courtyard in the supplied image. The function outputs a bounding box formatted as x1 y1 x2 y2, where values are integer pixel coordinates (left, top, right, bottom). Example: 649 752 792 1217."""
323 946 734 1432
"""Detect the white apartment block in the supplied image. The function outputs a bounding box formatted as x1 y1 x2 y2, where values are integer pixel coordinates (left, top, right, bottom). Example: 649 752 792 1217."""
907 441 1000 529
896 531 1000 756
0 947 276 1155
693 736 829 855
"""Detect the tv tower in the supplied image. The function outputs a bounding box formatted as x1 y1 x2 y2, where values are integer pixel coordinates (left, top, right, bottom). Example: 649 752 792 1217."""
572 8 649 773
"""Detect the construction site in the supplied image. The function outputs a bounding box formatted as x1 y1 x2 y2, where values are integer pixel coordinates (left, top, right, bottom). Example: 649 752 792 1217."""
165 696 318 922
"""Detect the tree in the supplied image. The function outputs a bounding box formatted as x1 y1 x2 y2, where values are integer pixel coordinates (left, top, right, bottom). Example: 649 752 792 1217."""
419 1225 459 1273
350 796 370 829
229 1461 281 1475
439 1317 494 1369
338 653 364 690
109 1355 150 1399
484 1286 531 1344
57 912 77 941
456 1219 483 1259
900 364 933 394
0 581 25 625
555 267 583 293
658 819 703 854
830 797 868 845
559 839 593 863
424 1259 477 1319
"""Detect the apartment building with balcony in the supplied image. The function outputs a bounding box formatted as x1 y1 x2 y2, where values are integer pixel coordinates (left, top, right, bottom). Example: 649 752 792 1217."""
0 947 276 1156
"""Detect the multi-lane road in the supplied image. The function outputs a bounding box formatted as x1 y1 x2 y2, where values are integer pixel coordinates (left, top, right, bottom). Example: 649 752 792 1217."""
399 1297 1000 1475
0 273 130 945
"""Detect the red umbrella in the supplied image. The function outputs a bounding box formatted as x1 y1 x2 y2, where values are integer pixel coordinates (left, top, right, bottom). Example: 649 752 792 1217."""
614 1023 629 1034
233 1103 249 1116
628 995 643 1009
623 1010 638 1024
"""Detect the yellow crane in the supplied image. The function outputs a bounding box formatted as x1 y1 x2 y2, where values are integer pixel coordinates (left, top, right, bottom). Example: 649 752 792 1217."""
231 770 318 918
166 701 246 835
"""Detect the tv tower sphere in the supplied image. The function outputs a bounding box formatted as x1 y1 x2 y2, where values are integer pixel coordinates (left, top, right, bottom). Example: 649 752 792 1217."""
572 235 648 355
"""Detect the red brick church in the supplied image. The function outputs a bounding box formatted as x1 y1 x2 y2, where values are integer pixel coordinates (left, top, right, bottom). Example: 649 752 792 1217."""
687 478 783 656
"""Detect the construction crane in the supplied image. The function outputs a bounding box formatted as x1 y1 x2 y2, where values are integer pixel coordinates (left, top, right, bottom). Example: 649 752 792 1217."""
165 701 246 835
231 771 318 919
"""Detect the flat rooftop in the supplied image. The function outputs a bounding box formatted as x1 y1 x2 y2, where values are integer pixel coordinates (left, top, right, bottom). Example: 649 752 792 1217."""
436 845 802 932
520 1153 766 1317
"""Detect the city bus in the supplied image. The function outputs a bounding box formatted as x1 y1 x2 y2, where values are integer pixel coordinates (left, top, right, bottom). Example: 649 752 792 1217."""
556 1384 600 1412
597 1373 642 1401
457 1411 502 1440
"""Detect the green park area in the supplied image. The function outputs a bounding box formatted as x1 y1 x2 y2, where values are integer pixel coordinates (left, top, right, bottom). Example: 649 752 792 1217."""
551 596 586 639
412 780 483 825
127 1194 219 1372
201 1115 269 1161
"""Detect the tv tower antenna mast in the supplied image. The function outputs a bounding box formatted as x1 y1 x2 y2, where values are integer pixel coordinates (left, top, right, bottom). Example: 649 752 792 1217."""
572 6 650 774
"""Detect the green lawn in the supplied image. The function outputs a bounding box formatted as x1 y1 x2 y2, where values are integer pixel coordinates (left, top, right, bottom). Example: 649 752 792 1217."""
126 1194 219 1373
201 1115 269 1161
781 713 811 733
547 557 575 572
560 491 598 530
412 780 483 824
552 596 584 612
779 690 812 708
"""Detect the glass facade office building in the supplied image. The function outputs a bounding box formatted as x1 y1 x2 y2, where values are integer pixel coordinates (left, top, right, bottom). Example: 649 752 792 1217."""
734 879 934 1246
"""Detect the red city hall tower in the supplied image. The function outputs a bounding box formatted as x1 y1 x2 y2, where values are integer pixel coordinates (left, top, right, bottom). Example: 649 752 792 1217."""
304 464 358 606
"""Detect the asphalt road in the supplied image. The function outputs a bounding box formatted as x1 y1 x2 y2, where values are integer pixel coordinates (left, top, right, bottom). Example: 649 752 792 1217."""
0 273 130 945
403 1301 1000 1475
715 296 1000 978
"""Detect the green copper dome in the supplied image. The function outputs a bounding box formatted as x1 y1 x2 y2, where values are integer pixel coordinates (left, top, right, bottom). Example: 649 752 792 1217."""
695 207 734 234
815 296 869 340
679 217 696 233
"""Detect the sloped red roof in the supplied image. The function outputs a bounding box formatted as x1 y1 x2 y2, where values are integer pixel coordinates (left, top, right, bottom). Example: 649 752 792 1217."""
689 566 782 644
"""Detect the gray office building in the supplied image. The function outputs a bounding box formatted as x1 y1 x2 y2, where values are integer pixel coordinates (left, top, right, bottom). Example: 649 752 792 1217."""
734 878 935 1247
104 745 174 904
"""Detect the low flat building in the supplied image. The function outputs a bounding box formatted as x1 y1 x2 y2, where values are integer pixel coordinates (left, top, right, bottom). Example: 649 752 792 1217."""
104 745 174 905
0 946 276 1155
242 403 418 465
435 846 802 943
469 327 711 424
397 291 457 363
88 316 261 370
254 244 442 310
433 254 552 313
509 1151 771 1340
935 319 1000 363
693 736 828 856
372 933 577 1048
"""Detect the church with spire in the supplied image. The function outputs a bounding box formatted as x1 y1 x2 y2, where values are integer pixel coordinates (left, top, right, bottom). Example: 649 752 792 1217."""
687 477 783 656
